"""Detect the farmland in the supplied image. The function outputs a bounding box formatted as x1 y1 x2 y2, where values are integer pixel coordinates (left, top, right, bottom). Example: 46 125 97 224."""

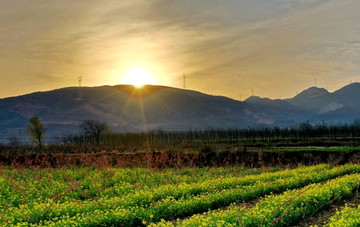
0 164 359 226
2 0 360 226
2 126 360 226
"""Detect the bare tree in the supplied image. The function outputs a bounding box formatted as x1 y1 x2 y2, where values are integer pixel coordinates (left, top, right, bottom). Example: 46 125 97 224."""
80 120 109 145
28 116 46 148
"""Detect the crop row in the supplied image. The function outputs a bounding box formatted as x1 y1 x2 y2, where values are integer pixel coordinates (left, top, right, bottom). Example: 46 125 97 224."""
154 173 360 226
0 166 269 209
8 164 360 226
315 204 360 227
2 164 328 225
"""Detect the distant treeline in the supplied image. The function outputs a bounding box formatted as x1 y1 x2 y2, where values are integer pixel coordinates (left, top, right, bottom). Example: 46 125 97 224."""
64 120 360 146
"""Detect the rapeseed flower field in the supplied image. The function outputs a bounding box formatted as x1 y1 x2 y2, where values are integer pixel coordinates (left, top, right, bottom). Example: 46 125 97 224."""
1 165 359 226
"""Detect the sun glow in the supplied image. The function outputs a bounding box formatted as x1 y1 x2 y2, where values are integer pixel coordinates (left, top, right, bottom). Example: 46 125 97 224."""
121 67 157 87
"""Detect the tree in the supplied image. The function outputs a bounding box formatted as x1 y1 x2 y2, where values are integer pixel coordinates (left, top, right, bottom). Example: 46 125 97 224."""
28 116 46 148
80 120 109 145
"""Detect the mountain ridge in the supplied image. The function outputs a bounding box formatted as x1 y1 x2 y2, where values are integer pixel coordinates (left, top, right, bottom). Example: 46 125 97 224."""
0 83 359 143
0 85 258 142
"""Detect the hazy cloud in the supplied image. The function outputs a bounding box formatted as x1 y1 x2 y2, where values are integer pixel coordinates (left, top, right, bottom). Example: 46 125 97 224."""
1 0 360 99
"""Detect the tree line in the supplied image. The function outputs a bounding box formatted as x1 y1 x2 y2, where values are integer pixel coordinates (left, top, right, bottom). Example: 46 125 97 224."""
23 116 360 148
62 119 360 147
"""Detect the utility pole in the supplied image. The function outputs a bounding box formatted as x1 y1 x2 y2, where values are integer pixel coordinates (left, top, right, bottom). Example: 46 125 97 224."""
251 88 254 96
76 76 83 101
183 74 187 89
314 77 317 87
78 76 82 87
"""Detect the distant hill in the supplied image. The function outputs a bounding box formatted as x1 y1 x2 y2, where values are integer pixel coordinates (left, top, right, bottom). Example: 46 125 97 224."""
0 85 260 142
244 96 312 125
333 83 360 107
1 83 360 143
286 87 338 113
286 83 360 122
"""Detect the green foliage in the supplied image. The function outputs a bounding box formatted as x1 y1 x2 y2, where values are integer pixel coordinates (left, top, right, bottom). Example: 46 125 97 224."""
0 166 267 225
320 204 360 227
27 116 46 148
3 165 360 226
164 171 360 227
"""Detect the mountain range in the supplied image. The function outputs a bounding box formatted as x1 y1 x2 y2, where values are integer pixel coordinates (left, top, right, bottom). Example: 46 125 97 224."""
0 83 360 143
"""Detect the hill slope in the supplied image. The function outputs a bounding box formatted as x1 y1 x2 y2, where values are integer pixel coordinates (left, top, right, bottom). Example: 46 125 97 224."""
1 83 360 143
286 83 360 122
244 96 313 124
0 85 260 142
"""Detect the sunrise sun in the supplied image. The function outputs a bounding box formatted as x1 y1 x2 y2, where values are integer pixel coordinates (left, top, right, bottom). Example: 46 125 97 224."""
121 67 157 88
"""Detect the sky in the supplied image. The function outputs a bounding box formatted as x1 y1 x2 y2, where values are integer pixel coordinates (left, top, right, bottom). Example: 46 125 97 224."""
1 0 360 100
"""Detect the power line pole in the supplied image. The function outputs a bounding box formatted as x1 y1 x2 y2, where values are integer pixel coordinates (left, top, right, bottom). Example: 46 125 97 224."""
78 76 82 87
314 77 317 87
76 76 83 101
183 74 187 89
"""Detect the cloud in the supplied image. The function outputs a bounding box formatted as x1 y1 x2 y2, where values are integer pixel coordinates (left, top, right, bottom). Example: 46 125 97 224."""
1 0 360 99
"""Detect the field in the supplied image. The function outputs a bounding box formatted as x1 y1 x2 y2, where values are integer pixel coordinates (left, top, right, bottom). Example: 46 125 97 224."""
1 164 360 226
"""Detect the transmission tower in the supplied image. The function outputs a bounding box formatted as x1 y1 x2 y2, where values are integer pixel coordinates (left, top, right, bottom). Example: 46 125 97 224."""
78 76 82 87
183 74 187 89
76 76 83 101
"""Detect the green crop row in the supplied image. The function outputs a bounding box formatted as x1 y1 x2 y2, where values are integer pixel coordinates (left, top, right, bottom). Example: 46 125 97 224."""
315 204 360 227
156 173 360 227
0 166 277 224
0 166 269 210
10 165 359 226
